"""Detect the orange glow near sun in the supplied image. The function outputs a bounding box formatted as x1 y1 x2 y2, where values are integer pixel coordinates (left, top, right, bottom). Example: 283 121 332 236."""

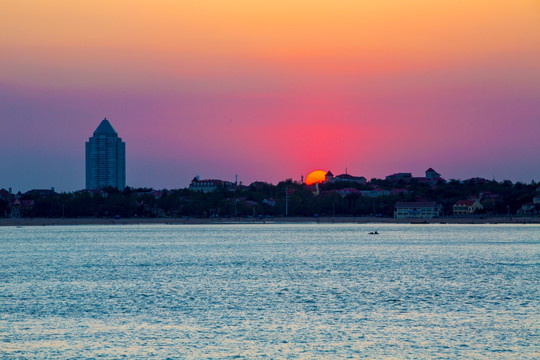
305 170 327 185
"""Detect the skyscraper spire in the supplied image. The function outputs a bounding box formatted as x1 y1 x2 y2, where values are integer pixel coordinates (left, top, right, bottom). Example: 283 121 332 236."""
93 118 117 135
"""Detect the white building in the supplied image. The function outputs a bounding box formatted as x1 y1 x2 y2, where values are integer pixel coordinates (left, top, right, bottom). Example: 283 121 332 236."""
517 203 536 215
86 118 126 190
394 201 442 218
453 199 483 215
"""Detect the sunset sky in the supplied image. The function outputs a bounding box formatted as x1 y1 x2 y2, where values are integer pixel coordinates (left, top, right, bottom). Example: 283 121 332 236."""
1 1 539 191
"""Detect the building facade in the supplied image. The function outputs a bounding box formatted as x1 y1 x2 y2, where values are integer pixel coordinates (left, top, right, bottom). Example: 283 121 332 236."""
425 168 441 180
86 118 126 190
394 201 442 218
453 199 483 215
331 173 367 184
189 176 234 193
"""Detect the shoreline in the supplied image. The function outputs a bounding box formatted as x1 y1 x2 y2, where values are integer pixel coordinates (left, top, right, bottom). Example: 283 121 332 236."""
1 216 539 227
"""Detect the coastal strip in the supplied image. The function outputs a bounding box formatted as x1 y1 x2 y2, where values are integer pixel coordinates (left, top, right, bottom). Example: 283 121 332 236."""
1 216 539 227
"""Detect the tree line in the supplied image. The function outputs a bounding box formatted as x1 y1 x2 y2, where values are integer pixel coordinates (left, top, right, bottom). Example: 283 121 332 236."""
3 178 538 218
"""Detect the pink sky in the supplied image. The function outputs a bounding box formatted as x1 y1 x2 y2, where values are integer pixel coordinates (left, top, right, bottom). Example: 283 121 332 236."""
1 1 539 191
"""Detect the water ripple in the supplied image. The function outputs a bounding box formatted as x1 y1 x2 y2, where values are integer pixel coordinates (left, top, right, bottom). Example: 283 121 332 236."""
0 224 538 359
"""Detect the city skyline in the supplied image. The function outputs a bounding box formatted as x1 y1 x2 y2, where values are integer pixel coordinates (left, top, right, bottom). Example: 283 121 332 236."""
1 1 540 192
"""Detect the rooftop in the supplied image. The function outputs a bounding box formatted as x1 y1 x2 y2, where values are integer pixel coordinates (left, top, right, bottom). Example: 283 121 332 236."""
93 118 118 136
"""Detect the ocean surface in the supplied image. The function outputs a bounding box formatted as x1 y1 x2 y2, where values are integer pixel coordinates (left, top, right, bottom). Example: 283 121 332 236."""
0 223 538 359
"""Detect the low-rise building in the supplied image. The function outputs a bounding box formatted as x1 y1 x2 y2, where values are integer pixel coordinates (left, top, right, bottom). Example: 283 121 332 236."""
189 177 234 193
414 168 444 185
360 188 390 197
325 171 334 182
331 173 367 184
517 203 537 215
425 168 441 180
394 201 442 218
386 173 412 182
10 199 34 218
453 199 483 215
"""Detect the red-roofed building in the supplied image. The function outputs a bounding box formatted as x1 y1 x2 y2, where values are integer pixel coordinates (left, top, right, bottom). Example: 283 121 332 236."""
453 199 483 215
10 198 35 218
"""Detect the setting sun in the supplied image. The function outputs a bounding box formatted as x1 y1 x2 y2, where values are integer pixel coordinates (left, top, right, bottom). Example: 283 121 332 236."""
305 170 327 185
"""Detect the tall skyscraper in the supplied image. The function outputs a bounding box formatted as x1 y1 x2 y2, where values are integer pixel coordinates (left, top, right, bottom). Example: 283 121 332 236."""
86 118 126 190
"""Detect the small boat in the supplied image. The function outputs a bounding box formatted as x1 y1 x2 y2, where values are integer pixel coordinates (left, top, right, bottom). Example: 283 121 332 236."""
368 231 379 235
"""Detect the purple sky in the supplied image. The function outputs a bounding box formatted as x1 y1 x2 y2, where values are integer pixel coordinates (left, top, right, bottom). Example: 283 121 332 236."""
1 1 539 192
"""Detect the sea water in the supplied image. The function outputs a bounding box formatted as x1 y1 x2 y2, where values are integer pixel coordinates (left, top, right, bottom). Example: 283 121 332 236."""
0 224 538 359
